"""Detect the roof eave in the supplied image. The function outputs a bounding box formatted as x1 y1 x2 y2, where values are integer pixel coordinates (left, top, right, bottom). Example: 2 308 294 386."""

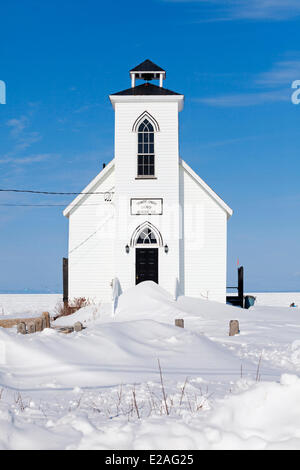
109 94 184 111
63 159 115 218
129 60 165 73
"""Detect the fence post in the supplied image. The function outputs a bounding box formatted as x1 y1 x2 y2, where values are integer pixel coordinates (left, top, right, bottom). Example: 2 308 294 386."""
229 320 240 336
35 317 43 332
238 266 244 307
63 257 69 305
27 322 36 334
17 322 27 335
175 319 184 328
42 312 50 329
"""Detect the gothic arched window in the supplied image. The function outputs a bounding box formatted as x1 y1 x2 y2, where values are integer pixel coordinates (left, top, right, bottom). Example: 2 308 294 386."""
137 119 155 177
130 221 163 247
136 227 158 244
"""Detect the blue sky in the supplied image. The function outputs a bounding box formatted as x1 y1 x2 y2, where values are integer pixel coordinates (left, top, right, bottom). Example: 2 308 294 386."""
0 0 300 293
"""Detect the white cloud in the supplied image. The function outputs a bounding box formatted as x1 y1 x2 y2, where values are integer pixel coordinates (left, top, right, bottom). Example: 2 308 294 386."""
164 0 300 21
256 60 300 86
0 153 56 165
195 58 300 107
232 0 300 20
4 112 42 159
15 132 41 151
6 116 28 137
195 89 289 107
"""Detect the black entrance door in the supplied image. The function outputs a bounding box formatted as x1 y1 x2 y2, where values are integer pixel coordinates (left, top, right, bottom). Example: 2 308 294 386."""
136 248 158 285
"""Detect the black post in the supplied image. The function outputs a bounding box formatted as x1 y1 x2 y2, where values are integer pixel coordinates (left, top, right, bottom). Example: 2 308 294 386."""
238 266 244 307
63 257 69 305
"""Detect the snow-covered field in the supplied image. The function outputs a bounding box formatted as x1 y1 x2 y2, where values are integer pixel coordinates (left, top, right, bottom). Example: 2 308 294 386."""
0 294 61 319
0 285 300 450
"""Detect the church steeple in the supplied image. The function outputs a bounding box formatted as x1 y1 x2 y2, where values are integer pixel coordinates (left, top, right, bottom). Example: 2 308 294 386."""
110 60 182 101
130 59 166 88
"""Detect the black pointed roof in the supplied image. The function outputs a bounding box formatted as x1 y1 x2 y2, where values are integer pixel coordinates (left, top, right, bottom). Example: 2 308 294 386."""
130 59 165 73
111 82 180 96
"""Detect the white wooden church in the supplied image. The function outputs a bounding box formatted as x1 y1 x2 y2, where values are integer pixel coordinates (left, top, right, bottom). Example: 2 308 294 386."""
63 60 233 304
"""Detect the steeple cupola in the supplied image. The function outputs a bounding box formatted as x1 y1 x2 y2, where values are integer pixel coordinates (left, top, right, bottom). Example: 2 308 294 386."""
130 59 166 88
110 60 184 111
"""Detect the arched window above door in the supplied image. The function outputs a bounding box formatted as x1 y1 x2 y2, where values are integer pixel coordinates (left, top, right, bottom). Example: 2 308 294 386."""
130 221 163 247
137 227 157 244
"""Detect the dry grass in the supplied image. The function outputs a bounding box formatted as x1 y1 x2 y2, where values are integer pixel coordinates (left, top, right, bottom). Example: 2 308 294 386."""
1 365 213 424
158 359 169 415
14 392 28 412
132 385 140 419
53 297 91 320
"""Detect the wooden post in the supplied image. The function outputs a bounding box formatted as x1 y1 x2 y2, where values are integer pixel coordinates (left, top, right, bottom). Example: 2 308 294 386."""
63 257 69 305
35 317 43 332
17 322 27 335
27 322 36 334
229 320 240 336
175 319 184 328
238 266 244 307
42 312 50 329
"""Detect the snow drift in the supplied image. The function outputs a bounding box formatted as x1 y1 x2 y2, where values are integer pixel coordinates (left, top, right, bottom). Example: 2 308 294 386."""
0 282 300 449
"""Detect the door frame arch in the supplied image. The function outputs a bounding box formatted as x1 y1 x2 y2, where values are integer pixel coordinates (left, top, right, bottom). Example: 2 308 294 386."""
130 221 163 248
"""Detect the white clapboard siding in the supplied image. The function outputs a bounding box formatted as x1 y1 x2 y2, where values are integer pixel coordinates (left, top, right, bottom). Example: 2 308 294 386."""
68 166 115 303
180 163 227 303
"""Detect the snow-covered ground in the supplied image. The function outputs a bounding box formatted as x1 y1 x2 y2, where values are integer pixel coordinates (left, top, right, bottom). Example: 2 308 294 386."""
0 294 61 319
0 285 300 450
246 292 300 308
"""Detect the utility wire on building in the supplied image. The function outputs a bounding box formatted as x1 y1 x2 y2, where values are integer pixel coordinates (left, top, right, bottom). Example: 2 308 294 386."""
0 189 114 195
0 203 109 207
0 188 115 207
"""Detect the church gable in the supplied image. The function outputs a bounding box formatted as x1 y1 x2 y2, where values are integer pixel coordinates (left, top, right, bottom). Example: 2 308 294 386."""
63 159 115 218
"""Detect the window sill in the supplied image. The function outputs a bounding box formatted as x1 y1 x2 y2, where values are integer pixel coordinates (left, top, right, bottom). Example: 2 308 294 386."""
135 176 157 180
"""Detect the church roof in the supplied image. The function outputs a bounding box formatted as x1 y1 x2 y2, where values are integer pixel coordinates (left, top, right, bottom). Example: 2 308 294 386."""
111 82 180 96
63 159 114 218
130 60 165 73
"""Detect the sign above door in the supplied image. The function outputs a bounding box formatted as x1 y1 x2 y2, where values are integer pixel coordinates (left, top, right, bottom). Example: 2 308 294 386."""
131 198 163 215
